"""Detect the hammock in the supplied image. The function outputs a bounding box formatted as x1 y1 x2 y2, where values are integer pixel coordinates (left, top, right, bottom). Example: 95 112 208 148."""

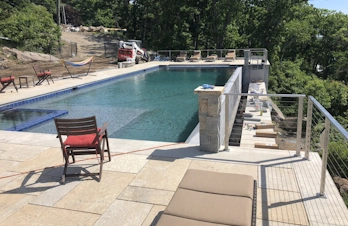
61 57 94 78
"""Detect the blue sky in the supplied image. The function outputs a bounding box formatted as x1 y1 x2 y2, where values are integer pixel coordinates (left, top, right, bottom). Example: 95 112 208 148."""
310 0 348 14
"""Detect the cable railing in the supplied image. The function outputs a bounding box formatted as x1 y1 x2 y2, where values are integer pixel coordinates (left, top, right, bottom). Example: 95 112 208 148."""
225 93 305 151
305 96 348 204
156 48 268 62
223 92 305 153
220 91 348 206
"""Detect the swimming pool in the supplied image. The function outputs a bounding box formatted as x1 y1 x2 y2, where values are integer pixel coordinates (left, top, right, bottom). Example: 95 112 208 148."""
1 67 234 142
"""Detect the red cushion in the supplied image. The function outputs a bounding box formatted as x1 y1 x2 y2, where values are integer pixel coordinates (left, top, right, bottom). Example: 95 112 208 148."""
0 76 15 83
63 129 103 148
37 72 46 77
46 71 51 75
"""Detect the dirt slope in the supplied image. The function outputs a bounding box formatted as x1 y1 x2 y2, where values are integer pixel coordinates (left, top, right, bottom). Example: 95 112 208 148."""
0 32 118 80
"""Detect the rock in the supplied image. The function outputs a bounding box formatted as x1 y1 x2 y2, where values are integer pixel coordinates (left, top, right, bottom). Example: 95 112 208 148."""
88 26 96 32
80 26 89 32
100 28 108 33
0 56 8 69
333 176 348 194
2 47 60 62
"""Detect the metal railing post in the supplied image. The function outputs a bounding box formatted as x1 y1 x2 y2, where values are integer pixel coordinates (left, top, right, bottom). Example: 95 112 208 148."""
169 51 171 60
296 96 304 156
319 117 330 196
224 95 230 151
304 98 313 159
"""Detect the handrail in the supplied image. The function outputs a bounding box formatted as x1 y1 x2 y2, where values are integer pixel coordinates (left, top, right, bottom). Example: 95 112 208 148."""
309 96 348 141
224 93 306 98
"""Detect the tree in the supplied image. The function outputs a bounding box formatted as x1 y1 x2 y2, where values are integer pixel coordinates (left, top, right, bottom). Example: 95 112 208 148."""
0 3 60 53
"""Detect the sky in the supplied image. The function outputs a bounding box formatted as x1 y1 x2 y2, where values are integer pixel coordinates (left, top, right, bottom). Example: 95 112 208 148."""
309 0 348 14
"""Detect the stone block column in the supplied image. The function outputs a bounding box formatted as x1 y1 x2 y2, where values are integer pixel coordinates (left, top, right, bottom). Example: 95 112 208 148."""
194 86 224 152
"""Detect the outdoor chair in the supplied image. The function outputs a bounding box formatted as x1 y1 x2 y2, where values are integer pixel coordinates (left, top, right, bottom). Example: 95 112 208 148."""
54 116 111 182
190 50 201 62
32 65 54 85
225 49 236 61
176 51 187 62
0 75 18 93
206 54 218 62
156 169 257 226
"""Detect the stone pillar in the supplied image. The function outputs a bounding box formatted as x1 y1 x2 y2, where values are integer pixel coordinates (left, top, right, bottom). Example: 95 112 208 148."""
194 86 224 153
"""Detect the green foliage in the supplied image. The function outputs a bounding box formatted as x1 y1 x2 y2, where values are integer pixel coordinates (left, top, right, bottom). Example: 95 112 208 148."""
0 3 60 53
328 140 348 178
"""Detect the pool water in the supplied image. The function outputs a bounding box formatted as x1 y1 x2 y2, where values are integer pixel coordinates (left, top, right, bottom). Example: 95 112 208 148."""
17 67 234 142
0 108 67 131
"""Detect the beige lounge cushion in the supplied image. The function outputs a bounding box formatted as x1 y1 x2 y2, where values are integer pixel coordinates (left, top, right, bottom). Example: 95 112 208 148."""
164 188 252 226
179 169 254 199
156 214 229 226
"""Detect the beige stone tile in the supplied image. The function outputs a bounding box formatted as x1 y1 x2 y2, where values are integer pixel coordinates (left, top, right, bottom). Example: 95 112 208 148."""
0 159 21 174
9 147 64 173
103 153 149 173
130 157 191 191
30 181 81 207
54 171 135 214
43 158 102 178
2 132 60 148
119 186 174 205
0 193 34 223
0 143 49 162
260 166 299 192
142 205 166 226
257 188 309 225
189 159 258 180
94 200 153 226
0 172 60 195
138 143 202 158
0 204 99 226
108 138 148 153
256 219 301 225
0 171 20 187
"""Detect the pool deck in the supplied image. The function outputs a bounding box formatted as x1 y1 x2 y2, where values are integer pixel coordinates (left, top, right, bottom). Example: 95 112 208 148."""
1 60 348 225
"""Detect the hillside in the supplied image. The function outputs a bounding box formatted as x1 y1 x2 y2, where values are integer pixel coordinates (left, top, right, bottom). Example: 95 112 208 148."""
0 32 119 80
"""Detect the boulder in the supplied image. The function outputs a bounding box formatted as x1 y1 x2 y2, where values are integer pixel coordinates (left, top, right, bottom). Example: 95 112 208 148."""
88 26 97 32
2 47 60 62
333 176 348 195
0 56 9 69
80 26 89 32
100 27 108 33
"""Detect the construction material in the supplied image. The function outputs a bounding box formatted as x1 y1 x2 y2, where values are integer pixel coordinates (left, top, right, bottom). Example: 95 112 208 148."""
255 131 277 138
255 143 279 149
255 124 275 129
244 118 261 122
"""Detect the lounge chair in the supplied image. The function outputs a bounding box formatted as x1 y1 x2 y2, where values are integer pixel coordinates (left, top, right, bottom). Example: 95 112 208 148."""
176 51 187 62
190 50 201 62
225 49 236 61
156 169 257 226
206 54 218 62
32 65 54 85
0 75 18 93
54 116 111 182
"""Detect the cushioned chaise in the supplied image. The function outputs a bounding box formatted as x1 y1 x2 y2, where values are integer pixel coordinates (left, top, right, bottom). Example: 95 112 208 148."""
156 169 257 226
